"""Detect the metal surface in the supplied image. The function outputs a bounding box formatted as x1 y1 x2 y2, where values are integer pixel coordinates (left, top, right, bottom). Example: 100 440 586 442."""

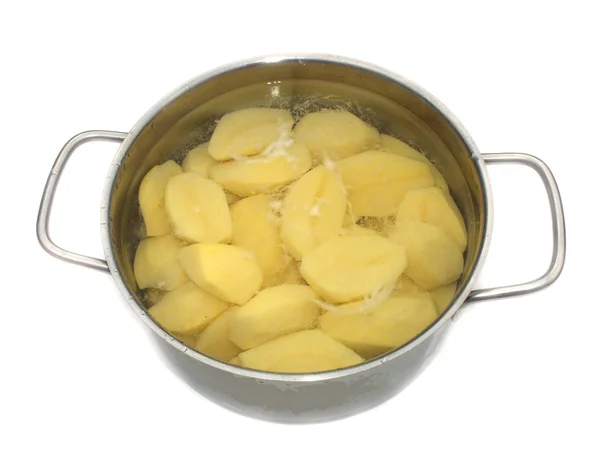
36 130 127 272
37 54 566 422
467 153 566 302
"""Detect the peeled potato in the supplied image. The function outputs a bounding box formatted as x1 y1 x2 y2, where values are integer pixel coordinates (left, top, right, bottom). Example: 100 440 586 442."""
139 160 183 236
300 235 407 304
390 221 464 289
341 224 380 237
208 108 294 161
230 195 286 286
380 135 449 192
148 281 228 335
280 165 347 260
319 292 438 358
430 282 457 314
395 186 467 251
134 235 188 291
294 110 379 161
235 330 364 373
165 172 232 244
395 275 425 294
209 142 311 196
271 261 306 285
178 243 263 305
336 150 434 216
181 143 216 177
194 307 241 361
229 284 321 350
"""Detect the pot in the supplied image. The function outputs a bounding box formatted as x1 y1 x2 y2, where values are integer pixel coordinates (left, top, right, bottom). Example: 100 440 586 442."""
37 54 566 423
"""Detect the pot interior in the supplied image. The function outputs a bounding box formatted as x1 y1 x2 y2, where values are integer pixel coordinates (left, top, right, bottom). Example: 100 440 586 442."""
106 56 488 320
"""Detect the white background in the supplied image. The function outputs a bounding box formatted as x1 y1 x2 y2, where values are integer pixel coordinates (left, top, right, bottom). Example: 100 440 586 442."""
1 1 598 449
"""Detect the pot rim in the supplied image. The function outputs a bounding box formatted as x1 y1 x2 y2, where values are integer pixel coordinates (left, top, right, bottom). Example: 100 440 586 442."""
100 53 493 383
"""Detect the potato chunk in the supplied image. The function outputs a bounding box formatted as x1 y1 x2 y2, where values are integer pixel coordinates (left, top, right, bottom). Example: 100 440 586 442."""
380 135 449 192
390 221 464 289
209 142 311 196
178 243 263 305
138 160 183 236
194 307 241 361
319 292 438 358
280 166 347 260
165 172 232 244
148 281 228 335
181 143 216 177
294 110 379 161
133 235 188 290
236 330 364 373
300 235 407 304
208 108 294 161
430 282 457 314
395 187 467 251
336 150 434 216
230 195 286 286
229 284 321 350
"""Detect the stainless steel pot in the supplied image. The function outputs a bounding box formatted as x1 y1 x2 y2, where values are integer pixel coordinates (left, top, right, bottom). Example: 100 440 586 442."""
37 54 566 423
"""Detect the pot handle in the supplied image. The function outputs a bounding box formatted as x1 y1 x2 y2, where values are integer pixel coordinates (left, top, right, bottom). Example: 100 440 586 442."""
36 130 128 273
466 153 566 302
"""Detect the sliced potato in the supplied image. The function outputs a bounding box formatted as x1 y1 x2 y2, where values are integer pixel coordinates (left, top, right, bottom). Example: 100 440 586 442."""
138 160 183 236
395 275 425 293
380 134 449 191
319 292 438 358
294 110 379 161
148 281 229 335
236 329 364 373
229 284 321 350
300 235 407 304
181 143 216 177
209 142 311 196
230 194 286 286
430 282 457 314
341 224 380 237
165 172 232 244
194 307 241 361
336 150 435 216
133 235 188 291
280 165 347 260
395 187 467 250
271 261 305 285
390 221 464 289
208 108 294 161
229 356 241 366
178 243 263 305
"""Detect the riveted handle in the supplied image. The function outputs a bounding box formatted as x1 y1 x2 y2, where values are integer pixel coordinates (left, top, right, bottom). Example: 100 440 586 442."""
36 130 128 272
466 153 566 302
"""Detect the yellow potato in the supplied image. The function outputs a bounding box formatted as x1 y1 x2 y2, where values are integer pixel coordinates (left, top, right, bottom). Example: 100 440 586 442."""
181 143 216 177
341 224 380 237
164 172 232 244
178 243 263 305
395 275 424 293
229 356 241 365
336 150 434 216
380 135 449 192
319 292 438 358
294 110 379 161
194 307 241 361
271 261 306 286
138 160 183 236
280 166 347 260
133 235 188 291
148 281 229 335
300 235 407 304
230 195 286 286
430 282 457 314
235 330 364 373
390 221 464 289
208 108 294 161
209 142 312 196
395 187 467 251
229 284 321 350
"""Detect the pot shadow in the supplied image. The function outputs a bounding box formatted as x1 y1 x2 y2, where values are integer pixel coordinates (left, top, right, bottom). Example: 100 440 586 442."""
146 319 455 425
